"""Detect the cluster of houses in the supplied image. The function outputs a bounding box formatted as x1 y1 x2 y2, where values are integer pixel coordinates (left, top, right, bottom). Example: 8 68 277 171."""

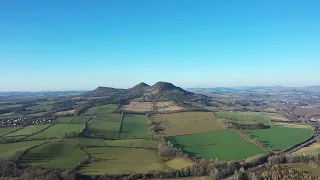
0 117 54 127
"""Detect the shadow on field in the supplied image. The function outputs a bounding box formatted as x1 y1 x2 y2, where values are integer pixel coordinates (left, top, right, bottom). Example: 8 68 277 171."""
19 153 55 163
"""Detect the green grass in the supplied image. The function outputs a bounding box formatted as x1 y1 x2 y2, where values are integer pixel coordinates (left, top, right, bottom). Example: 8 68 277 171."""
68 137 159 148
27 102 54 111
168 129 266 160
6 124 50 137
0 140 47 160
19 142 86 169
0 127 22 136
56 117 75 123
28 124 84 139
244 126 314 151
216 111 269 125
119 114 150 139
80 147 166 175
85 114 121 138
0 104 24 110
86 104 118 114
70 116 90 124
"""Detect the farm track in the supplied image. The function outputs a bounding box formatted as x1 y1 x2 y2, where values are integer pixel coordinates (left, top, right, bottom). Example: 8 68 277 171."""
234 129 271 153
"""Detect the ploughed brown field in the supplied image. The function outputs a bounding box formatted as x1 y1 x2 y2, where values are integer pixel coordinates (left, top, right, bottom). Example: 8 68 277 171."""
293 108 320 116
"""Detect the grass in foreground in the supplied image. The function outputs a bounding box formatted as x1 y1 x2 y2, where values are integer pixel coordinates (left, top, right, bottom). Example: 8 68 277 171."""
151 112 224 136
0 127 22 136
0 140 47 160
80 147 166 175
19 142 86 169
244 126 313 151
28 124 84 139
6 124 50 137
119 114 150 139
169 129 266 160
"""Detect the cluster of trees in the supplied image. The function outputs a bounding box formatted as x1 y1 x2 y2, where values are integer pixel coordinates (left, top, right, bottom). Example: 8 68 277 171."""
226 122 264 130
158 141 184 160
0 160 78 180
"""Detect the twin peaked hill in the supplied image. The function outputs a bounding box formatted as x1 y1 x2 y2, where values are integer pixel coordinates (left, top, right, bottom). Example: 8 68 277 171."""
84 81 209 104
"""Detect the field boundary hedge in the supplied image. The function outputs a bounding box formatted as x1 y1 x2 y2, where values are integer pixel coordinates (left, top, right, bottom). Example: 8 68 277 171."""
283 135 315 154
234 129 271 153
19 124 54 142
118 112 125 133
13 141 51 163
82 145 157 150
72 145 91 171
1 127 24 137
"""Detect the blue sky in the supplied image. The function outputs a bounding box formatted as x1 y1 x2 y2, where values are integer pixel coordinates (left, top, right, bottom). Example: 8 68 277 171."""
0 0 319 91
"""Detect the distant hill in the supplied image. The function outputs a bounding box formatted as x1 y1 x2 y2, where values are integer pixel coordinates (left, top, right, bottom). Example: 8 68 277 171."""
82 81 211 106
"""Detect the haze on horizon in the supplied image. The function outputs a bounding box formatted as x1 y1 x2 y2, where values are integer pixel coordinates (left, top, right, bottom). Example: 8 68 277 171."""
1 0 319 91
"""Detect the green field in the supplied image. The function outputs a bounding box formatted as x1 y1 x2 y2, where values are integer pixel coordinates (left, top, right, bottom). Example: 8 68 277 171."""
216 111 269 125
28 124 84 139
85 114 121 138
6 124 50 137
86 104 118 114
68 137 159 148
119 114 150 139
19 142 86 169
70 116 90 124
0 104 24 110
80 147 166 175
27 102 54 111
168 129 266 160
0 127 22 136
0 140 47 160
244 126 314 151
56 117 74 123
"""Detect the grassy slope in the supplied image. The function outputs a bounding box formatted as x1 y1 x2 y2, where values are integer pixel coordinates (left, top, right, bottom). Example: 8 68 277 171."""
0 127 22 136
119 114 150 139
19 142 86 169
80 147 166 175
86 114 121 138
28 124 83 139
169 129 266 160
0 140 47 160
244 126 314 151
6 124 50 137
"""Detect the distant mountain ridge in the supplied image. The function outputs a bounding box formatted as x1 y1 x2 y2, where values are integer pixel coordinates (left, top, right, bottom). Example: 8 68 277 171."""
83 81 210 105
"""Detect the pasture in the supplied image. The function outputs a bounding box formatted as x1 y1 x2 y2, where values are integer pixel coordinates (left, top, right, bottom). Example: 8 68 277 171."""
0 140 47 160
151 112 224 136
0 126 22 136
80 147 166 175
86 104 118 114
262 113 288 121
19 142 86 169
69 137 159 148
56 117 74 123
168 129 266 160
244 126 313 151
70 116 90 124
216 111 269 125
28 124 84 139
5 124 50 137
120 101 183 113
86 114 121 138
119 114 150 139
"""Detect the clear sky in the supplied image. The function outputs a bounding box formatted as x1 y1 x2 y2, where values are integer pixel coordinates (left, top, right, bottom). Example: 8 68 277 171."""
1 0 319 91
